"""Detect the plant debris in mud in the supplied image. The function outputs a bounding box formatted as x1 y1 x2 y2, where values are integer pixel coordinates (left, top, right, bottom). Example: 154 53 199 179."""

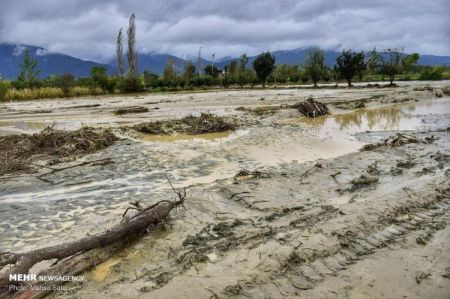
334 99 367 110
182 221 242 248
413 85 434 92
234 169 270 182
133 113 235 135
0 197 186 297
0 127 117 175
291 97 329 117
113 106 149 115
361 133 436 151
348 163 380 191
442 86 450 96
415 271 432 284
235 105 282 115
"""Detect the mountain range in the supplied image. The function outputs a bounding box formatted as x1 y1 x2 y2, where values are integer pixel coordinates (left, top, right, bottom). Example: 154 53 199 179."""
1 43 449 80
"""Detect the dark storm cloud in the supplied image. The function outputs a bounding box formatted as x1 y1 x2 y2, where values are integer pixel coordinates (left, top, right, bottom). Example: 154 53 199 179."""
0 0 448 62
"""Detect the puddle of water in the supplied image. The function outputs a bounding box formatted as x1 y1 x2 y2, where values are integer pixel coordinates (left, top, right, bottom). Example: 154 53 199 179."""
180 158 242 186
264 100 450 165
0 120 49 130
279 100 450 133
0 120 82 135
247 134 363 166
89 257 122 282
141 130 233 142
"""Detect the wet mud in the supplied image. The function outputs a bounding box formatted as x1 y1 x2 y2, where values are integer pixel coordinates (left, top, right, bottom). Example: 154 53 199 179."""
0 81 449 298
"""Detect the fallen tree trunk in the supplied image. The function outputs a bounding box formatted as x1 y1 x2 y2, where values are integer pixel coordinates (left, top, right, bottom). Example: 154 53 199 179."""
9 242 126 299
0 198 185 291
292 97 329 118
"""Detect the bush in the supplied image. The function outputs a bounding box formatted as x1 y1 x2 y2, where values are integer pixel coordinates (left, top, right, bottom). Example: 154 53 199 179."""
143 71 160 89
3 86 93 101
253 51 276 87
418 66 445 81
0 80 11 101
90 66 115 93
55 73 76 96
120 74 146 93
105 77 119 93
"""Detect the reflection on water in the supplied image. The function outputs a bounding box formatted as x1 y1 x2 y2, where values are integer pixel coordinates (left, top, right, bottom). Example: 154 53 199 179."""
141 130 233 142
0 120 79 135
334 105 410 131
284 100 450 133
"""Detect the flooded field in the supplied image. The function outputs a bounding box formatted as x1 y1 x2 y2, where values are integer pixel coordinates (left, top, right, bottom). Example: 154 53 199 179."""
0 81 449 298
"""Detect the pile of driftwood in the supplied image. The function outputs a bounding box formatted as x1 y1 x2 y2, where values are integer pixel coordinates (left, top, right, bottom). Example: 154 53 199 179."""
134 113 235 135
361 133 436 151
0 178 186 298
113 106 149 115
291 97 329 118
0 127 117 176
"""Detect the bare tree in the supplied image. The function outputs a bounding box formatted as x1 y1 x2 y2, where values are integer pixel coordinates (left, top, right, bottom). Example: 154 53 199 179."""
127 13 138 75
116 28 125 77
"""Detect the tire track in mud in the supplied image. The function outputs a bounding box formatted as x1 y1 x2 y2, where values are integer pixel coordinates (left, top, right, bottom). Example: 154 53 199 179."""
64 131 449 298
115 198 339 292
223 186 450 298
123 184 449 296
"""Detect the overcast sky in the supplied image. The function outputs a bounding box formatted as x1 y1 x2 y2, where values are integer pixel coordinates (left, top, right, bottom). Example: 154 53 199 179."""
0 0 449 62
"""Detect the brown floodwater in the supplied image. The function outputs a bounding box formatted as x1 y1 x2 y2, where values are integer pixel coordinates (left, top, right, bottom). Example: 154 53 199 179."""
141 131 233 142
0 119 80 136
281 99 450 133
89 257 122 282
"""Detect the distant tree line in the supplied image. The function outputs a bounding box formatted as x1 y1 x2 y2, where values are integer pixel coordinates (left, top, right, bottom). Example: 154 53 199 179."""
0 13 449 101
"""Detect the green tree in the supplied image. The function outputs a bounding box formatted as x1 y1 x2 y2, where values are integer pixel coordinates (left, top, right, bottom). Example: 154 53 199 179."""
237 54 250 87
184 60 197 85
90 66 109 93
381 48 403 85
253 51 275 87
274 64 301 83
126 13 138 75
304 47 326 87
143 71 159 88
204 65 219 78
402 53 419 73
162 59 177 86
228 61 239 80
332 65 340 85
239 54 249 70
17 49 40 88
55 73 75 96
0 80 10 101
336 50 364 86
120 75 145 93
116 28 125 77
418 65 445 80
367 48 381 79
355 51 366 81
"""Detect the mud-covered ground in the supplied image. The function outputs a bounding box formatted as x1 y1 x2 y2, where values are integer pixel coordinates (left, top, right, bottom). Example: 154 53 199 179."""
0 81 449 298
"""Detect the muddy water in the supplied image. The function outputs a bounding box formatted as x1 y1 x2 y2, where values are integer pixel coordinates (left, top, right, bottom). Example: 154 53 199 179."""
89 257 122 282
286 99 450 132
141 130 233 142
1 99 449 254
0 119 82 136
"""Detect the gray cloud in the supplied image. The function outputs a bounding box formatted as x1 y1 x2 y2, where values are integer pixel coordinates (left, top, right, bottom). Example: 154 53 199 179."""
0 0 448 62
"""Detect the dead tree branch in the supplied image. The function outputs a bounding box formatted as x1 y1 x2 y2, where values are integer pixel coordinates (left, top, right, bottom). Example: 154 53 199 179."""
0 196 185 288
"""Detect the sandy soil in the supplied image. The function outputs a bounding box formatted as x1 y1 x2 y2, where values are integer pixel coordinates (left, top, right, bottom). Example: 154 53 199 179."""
0 81 449 298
